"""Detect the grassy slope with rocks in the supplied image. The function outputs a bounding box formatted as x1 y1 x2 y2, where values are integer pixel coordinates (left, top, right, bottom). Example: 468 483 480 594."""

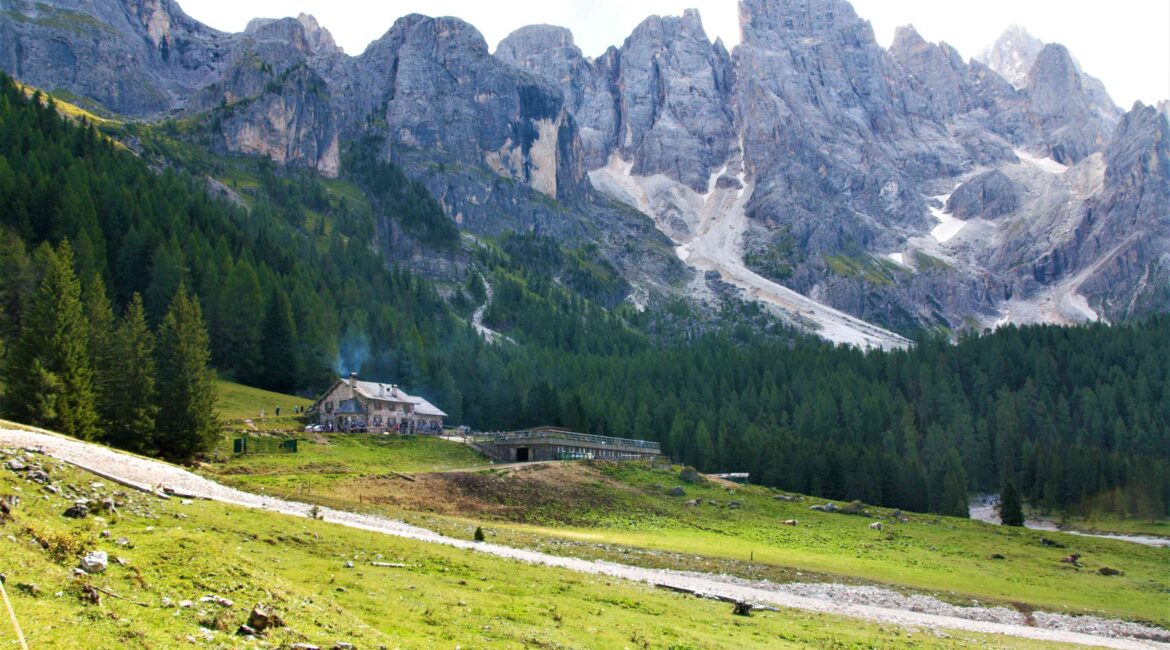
202 438 1170 628
0 449 1059 650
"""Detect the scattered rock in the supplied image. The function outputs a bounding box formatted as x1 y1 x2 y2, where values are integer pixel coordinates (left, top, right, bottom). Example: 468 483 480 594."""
667 487 686 497
100 530 111 539
732 601 752 616
1040 537 1066 548
868 522 884 531
41 484 60 495
79 551 108 574
773 494 797 502
344 561 354 568
200 595 234 607
15 582 41 597
289 644 321 650
236 624 258 637
1098 566 1122 576
0 495 17 521
161 597 173 607
989 553 1006 560
781 519 798 527
179 600 194 608
727 501 743 509
5 458 27 472
684 499 701 507
1059 553 1082 566
248 605 283 631
810 503 838 513
114 556 129 566
679 467 703 484
332 643 354 650
80 585 101 604
63 501 89 519
26 469 49 484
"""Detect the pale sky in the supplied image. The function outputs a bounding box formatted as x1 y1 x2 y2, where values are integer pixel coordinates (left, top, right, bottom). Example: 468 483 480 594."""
178 0 1169 108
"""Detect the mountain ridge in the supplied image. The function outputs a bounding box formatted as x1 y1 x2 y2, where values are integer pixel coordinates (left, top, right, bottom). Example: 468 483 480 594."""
2 0 1166 343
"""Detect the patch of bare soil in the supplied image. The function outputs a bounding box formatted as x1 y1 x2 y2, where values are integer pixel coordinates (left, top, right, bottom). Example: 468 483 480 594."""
339 462 656 525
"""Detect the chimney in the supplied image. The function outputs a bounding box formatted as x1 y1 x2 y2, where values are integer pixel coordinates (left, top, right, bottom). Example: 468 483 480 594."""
348 372 357 391
391 384 399 397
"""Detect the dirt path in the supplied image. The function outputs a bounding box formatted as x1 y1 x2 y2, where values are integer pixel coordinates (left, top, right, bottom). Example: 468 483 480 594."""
2 426 1165 649
470 274 510 344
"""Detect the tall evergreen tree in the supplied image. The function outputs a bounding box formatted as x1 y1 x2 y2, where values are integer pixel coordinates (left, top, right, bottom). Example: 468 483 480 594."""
83 274 117 429
154 284 217 460
1000 480 1025 526
0 230 35 357
3 241 100 439
259 287 300 393
106 294 158 453
217 259 264 383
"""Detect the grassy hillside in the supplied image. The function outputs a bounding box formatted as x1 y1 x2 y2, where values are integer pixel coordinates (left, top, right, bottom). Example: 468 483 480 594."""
214 378 314 423
0 449 1055 649
204 443 1170 627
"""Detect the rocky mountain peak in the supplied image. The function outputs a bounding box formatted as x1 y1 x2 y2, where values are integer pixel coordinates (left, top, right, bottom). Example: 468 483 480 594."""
1104 102 1170 194
245 13 341 56
617 10 736 190
496 25 580 59
739 0 872 47
980 24 1044 89
1027 43 1083 110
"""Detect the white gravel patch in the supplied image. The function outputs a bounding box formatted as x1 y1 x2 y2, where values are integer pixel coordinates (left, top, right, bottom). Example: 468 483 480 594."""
3 426 1167 649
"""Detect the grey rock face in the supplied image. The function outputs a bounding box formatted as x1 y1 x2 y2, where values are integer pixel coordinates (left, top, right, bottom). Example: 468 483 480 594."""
1073 104 1170 318
980 25 1045 89
735 0 955 256
1026 44 1113 164
946 171 1019 219
0 0 231 116
614 10 735 191
495 25 618 169
498 12 736 192
214 64 340 177
245 14 341 57
353 15 587 201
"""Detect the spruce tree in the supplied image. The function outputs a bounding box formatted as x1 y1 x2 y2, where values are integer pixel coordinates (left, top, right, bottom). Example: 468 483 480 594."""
154 284 218 460
83 274 117 429
217 260 264 383
3 241 100 439
0 230 35 356
260 288 300 393
107 294 158 453
1000 480 1025 526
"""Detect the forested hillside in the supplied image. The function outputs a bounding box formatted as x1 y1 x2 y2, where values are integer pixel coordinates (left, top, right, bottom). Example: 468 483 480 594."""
0 74 1166 520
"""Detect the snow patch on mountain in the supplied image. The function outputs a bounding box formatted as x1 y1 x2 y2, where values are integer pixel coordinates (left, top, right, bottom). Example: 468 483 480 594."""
591 149 911 350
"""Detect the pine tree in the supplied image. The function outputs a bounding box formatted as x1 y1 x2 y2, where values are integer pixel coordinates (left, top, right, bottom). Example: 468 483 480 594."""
107 294 158 453
1000 480 1025 526
3 241 100 439
154 284 218 460
83 274 117 429
217 259 264 383
0 230 35 356
694 420 716 471
260 288 300 393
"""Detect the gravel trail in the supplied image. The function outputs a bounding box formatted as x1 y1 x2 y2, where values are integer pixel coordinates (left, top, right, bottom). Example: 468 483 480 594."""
3 426 1166 649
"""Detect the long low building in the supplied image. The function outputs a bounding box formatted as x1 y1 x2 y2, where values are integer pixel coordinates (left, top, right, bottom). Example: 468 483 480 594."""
313 374 447 434
470 426 663 462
